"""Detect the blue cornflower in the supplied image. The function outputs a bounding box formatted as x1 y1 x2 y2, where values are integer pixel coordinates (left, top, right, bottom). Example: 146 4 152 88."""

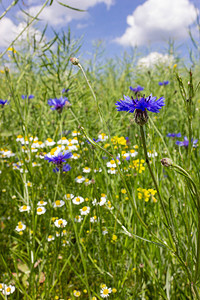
176 137 198 148
0 99 9 107
130 86 144 93
159 81 169 86
48 97 70 113
167 133 181 138
115 94 165 125
62 88 69 94
45 151 72 172
21 95 34 100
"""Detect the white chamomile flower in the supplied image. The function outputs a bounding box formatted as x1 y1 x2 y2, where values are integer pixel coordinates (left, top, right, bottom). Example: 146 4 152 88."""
47 235 55 242
83 167 91 173
64 193 74 200
73 290 81 297
98 133 108 141
106 160 116 168
90 216 98 223
2 285 15 295
72 196 84 205
72 153 80 159
19 205 31 212
99 197 107 206
72 130 81 137
108 168 117 174
37 200 47 206
75 175 85 183
45 138 56 146
100 286 112 298
54 218 67 228
15 221 26 232
37 207 46 215
53 200 65 208
74 215 83 222
80 206 90 215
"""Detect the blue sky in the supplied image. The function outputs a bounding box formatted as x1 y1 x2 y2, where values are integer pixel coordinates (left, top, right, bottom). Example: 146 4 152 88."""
0 0 200 64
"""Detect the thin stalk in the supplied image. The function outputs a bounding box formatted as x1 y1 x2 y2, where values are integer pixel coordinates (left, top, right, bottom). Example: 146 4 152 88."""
77 62 103 123
140 125 171 227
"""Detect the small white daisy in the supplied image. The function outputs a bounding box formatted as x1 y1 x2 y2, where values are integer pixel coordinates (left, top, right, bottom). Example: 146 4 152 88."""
19 205 31 212
83 167 91 173
73 290 81 297
90 216 98 223
75 175 85 183
53 200 65 208
37 207 46 215
47 235 55 242
15 221 26 232
72 196 84 205
37 200 47 206
64 193 74 200
100 286 112 298
74 215 83 222
54 218 67 228
2 284 15 295
80 206 90 215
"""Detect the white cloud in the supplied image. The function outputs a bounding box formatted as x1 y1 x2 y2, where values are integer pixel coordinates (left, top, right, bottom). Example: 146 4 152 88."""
22 0 115 26
0 17 44 47
115 0 197 46
137 52 174 68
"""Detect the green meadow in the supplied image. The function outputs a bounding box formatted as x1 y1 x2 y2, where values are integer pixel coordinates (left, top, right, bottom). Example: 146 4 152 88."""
0 20 200 300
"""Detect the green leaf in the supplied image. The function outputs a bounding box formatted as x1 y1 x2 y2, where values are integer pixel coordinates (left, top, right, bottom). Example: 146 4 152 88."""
57 1 86 12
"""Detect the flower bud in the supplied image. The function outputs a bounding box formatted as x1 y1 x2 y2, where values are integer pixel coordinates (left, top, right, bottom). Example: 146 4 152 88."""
134 109 149 126
161 158 173 167
70 57 79 65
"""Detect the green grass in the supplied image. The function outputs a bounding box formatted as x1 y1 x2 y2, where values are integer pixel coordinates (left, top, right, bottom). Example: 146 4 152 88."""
0 32 200 300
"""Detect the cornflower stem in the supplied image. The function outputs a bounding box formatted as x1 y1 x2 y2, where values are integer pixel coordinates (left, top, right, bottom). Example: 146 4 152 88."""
77 62 103 124
139 125 171 226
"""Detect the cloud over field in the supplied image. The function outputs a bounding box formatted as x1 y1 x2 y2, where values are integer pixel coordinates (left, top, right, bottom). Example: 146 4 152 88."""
23 0 115 26
0 17 44 47
115 0 197 46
